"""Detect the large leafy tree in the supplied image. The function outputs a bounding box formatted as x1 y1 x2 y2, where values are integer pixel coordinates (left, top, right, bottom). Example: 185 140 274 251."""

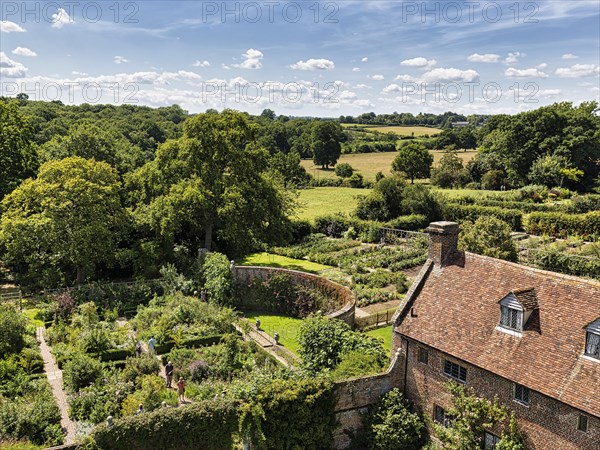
0 157 126 287
0 100 38 199
392 142 433 183
459 216 518 262
311 121 343 169
127 110 294 254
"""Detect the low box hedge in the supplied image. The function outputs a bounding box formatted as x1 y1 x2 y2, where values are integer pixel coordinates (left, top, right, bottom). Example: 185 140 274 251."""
154 334 224 355
525 211 600 238
441 204 523 230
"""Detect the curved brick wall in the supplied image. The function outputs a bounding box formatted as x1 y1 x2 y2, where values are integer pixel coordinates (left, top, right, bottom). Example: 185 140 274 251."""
233 266 356 326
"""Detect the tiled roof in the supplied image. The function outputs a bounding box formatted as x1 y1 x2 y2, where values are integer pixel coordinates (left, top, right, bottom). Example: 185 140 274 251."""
395 253 600 417
511 287 539 311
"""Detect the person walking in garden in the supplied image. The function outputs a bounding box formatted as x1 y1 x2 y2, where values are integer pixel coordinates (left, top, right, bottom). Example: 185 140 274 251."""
136 404 144 415
148 336 156 354
165 361 174 388
135 341 142 357
177 377 186 403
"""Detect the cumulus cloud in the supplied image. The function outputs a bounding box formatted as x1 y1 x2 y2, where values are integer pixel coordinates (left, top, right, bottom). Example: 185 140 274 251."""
352 67 360 72
555 64 600 78
505 67 548 78
562 53 578 60
382 83 403 93
290 58 335 71
467 53 500 63
0 51 28 77
114 56 128 64
235 48 263 69
371 74 384 80
51 8 74 28
361 57 368 62
1 21 26 33
421 67 479 83
537 89 562 97
394 74 416 82
537 63 548 69
355 84 371 89
400 57 436 69
192 60 210 68
505 52 524 64
12 47 36 57
72 70 88 76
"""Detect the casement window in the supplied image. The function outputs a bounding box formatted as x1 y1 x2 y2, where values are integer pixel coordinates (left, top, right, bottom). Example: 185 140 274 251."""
484 432 501 449
444 359 467 383
418 347 429 365
434 405 450 427
500 305 523 331
514 383 530 405
578 414 588 432
585 331 600 359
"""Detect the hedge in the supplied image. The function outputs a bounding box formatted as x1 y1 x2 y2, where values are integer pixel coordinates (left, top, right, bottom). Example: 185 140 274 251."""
93 348 132 362
313 214 428 242
525 211 600 238
441 204 523 230
154 334 225 355
530 250 600 278
91 398 238 450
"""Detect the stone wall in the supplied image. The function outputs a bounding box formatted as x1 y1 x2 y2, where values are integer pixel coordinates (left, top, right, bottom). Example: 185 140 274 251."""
398 335 599 450
233 266 356 326
332 350 406 449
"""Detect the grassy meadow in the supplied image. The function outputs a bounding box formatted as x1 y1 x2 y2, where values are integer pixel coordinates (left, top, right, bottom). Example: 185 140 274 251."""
341 124 442 137
295 187 367 222
239 252 332 273
301 149 477 182
244 313 304 354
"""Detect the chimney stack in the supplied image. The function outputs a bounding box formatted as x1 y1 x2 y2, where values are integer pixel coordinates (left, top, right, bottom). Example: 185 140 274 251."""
426 221 459 267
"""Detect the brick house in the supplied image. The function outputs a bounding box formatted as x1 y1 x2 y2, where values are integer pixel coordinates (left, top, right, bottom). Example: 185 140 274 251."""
391 222 600 450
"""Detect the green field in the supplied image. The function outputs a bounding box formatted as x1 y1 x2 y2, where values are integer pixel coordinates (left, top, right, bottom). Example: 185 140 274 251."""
341 124 442 137
295 187 367 222
239 252 332 273
301 150 477 182
244 313 304 354
366 325 393 356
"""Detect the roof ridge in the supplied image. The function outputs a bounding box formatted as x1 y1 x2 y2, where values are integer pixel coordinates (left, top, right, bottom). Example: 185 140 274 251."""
465 252 600 288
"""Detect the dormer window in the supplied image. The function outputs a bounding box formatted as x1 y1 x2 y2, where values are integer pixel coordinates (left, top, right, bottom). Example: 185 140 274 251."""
497 289 538 335
584 318 600 360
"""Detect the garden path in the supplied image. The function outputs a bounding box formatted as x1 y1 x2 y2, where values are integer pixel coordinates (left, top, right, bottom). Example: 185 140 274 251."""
37 327 77 445
234 322 298 368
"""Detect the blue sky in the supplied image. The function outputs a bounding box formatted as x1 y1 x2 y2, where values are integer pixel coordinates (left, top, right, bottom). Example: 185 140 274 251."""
1 0 599 116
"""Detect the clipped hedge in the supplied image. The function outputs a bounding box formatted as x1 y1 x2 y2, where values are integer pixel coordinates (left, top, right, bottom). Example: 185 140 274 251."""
313 214 428 242
93 348 132 362
525 211 600 238
441 204 522 230
530 250 600 278
154 334 225 355
91 398 238 450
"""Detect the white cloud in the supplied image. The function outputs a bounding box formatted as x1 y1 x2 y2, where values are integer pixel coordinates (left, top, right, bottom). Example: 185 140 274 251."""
537 63 548 69
1 21 26 33
0 51 28 77
340 90 357 100
290 58 335 71
394 74 416 82
12 47 36 57
562 53 578 60
352 67 360 72
354 84 371 89
555 64 600 78
361 57 368 62
537 89 562 97
371 74 384 80
505 67 548 78
114 56 128 64
505 52 524 64
51 8 74 29
71 71 88 76
235 48 263 70
467 53 500 63
192 60 210 68
222 64 231 70
401 57 437 69
382 83 403 93
421 67 480 83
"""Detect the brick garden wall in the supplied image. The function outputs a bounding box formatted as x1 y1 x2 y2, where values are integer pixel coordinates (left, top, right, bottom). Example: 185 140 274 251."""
233 266 356 326
395 334 599 450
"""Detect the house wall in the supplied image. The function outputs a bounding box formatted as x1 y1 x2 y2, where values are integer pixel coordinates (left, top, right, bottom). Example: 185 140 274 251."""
393 332 600 450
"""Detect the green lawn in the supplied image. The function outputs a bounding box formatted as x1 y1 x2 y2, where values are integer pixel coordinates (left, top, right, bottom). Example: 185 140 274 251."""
295 187 367 222
23 308 44 327
239 252 332 273
341 124 442 137
244 313 304 354
431 188 517 199
301 150 477 182
366 325 393 356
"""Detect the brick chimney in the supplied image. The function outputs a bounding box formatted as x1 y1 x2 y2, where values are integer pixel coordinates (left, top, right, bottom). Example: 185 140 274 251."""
426 221 460 267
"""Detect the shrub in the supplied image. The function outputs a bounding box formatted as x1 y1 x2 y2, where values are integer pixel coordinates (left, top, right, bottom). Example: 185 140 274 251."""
459 217 518 262
526 211 600 239
441 204 522 230
203 252 234 305
331 349 385 380
334 162 354 178
364 388 426 450
122 354 160 383
0 305 27 357
481 169 506 190
62 353 104 393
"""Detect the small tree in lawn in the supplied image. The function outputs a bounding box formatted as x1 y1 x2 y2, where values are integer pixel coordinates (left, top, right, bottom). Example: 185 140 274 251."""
334 163 354 178
459 216 518 262
392 142 433 183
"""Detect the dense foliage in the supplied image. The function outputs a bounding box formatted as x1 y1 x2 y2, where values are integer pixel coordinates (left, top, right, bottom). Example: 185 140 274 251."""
459 217 518 262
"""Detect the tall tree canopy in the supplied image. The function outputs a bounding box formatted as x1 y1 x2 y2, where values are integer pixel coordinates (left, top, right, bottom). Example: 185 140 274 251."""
0 101 38 199
127 110 294 255
311 121 344 169
0 157 126 287
392 142 433 183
